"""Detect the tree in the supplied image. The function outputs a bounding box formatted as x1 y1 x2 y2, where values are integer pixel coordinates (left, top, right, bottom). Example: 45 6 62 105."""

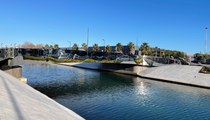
72 43 79 51
21 42 35 48
81 43 88 51
49 45 53 49
105 45 112 53
53 44 59 49
92 43 99 51
116 43 123 53
139 42 151 55
35 44 43 48
127 42 135 55
44 44 50 49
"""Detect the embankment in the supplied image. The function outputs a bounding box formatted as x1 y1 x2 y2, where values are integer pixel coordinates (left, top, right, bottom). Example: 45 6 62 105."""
0 69 84 120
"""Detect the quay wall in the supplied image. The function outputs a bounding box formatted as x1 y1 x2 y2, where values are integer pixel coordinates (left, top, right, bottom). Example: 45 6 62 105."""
59 62 149 76
1 65 27 83
0 69 85 120
139 65 210 88
60 62 210 89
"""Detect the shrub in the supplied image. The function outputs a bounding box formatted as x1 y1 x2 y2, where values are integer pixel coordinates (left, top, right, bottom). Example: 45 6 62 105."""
23 56 119 64
83 59 96 62
23 56 46 61
100 60 116 63
135 59 143 65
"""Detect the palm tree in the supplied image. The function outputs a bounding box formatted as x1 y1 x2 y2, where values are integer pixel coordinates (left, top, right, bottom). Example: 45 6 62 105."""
72 43 79 51
81 43 87 51
49 45 53 49
105 45 112 53
53 44 59 49
44 44 50 49
127 42 135 55
105 45 112 57
92 43 99 52
116 43 123 53
139 42 151 55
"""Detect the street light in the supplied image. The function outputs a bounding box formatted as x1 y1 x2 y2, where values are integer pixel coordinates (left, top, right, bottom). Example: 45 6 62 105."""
205 27 208 53
87 28 89 56
102 39 105 52
68 41 71 50
155 47 158 57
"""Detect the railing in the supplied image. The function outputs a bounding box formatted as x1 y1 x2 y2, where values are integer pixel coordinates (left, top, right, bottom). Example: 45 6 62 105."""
0 47 19 61
145 56 189 65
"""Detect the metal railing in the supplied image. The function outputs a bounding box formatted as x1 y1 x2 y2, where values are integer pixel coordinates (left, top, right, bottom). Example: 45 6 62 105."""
0 47 18 61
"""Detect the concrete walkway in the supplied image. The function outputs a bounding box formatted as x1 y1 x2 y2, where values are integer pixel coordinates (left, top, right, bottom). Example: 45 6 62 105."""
0 70 84 120
139 65 210 88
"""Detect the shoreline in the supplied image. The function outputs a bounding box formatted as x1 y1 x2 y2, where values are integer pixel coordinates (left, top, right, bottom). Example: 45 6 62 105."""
0 66 85 120
23 60 210 89
58 62 210 89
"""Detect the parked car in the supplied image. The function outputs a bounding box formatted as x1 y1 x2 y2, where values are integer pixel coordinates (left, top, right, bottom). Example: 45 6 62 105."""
107 55 116 60
73 54 80 60
58 54 72 59
116 55 133 61
96 56 105 60
134 55 140 60
206 59 210 64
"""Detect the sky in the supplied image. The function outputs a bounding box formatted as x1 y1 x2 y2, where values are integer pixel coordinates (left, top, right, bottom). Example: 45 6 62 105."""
0 0 210 54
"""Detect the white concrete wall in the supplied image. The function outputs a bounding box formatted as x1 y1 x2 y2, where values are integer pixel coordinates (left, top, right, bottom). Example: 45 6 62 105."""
0 70 84 120
139 65 210 88
60 62 148 76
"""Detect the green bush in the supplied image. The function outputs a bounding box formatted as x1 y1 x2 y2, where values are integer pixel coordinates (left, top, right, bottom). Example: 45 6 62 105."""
83 59 116 63
83 59 96 62
135 59 143 65
23 56 81 63
48 57 81 63
23 56 46 61
99 60 116 63
23 56 119 64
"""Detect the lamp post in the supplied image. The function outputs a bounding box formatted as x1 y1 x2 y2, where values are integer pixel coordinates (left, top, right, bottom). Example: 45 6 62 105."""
205 27 208 53
68 41 71 50
102 39 105 52
155 47 158 57
87 28 89 56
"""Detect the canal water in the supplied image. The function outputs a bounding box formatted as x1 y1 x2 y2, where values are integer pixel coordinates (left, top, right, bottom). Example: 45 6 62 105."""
22 62 210 120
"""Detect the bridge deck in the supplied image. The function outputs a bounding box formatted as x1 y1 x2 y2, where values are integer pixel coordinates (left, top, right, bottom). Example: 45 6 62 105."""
0 70 84 120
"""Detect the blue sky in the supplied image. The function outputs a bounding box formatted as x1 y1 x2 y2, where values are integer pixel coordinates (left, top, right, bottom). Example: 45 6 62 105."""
0 0 210 54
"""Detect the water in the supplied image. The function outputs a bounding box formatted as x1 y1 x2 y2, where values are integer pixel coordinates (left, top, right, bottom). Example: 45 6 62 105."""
22 62 210 120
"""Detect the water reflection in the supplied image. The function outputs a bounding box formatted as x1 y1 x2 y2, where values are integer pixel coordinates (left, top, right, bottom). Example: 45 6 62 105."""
22 62 134 98
133 77 147 96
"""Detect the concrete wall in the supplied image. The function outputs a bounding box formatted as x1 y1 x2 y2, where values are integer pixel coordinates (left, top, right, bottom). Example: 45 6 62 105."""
1 65 27 83
2 66 22 78
139 65 210 88
60 62 210 89
60 62 149 76
0 69 84 120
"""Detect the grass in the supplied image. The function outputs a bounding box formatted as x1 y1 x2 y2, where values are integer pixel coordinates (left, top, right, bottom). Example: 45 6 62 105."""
23 56 46 61
23 56 117 63
23 56 81 63
134 59 143 65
